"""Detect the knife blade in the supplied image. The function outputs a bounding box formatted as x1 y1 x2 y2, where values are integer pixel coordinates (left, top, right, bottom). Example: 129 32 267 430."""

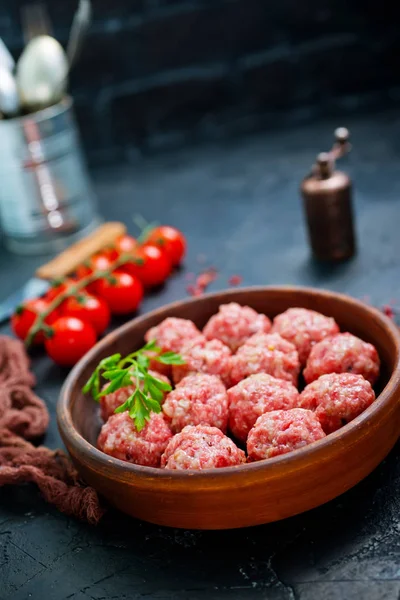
0 279 51 324
0 221 127 325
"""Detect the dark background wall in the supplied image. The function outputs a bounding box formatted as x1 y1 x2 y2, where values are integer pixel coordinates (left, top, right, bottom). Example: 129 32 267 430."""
1 0 400 164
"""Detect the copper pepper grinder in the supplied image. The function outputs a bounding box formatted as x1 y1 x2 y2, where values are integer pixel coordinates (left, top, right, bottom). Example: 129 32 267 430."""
301 127 356 261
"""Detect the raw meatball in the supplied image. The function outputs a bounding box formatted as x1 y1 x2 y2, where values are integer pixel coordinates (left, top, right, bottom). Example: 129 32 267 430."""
303 332 380 385
299 372 375 433
271 307 340 365
100 370 171 422
228 373 300 443
162 373 228 433
247 408 326 461
161 424 246 470
203 302 271 352
144 317 202 353
97 411 172 467
172 336 232 386
230 333 300 387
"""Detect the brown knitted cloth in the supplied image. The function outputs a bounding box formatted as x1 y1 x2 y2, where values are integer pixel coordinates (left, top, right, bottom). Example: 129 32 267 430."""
0 335 105 524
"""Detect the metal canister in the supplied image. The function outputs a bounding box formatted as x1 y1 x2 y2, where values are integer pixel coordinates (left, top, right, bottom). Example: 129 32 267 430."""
0 96 100 254
301 128 356 261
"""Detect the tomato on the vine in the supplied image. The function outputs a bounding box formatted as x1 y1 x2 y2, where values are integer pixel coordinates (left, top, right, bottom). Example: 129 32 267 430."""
45 279 70 302
11 298 59 344
101 235 137 261
44 277 79 311
124 244 171 287
100 247 119 261
114 234 137 255
76 253 114 295
44 316 97 366
145 226 186 266
96 270 143 314
62 292 110 335
76 252 113 279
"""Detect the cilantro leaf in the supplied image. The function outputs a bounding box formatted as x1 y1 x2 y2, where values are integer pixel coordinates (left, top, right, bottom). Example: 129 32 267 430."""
141 339 160 352
147 372 172 392
145 396 162 413
83 354 123 399
157 351 186 365
146 382 165 403
99 354 122 370
137 353 150 370
82 342 183 431
102 369 128 380
129 390 148 431
114 396 134 414
100 370 132 397
82 369 100 398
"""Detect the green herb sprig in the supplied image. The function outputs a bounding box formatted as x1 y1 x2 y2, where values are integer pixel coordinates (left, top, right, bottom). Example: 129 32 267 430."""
83 340 185 431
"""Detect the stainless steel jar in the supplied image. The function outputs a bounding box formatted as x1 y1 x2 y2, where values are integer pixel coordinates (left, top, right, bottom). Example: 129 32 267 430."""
0 96 100 254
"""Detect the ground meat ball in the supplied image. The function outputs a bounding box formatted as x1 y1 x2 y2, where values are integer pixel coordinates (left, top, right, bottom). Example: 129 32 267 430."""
161 424 246 469
100 370 171 422
97 411 172 467
203 303 271 352
172 336 232 386
303 332 380 385
299 373 375 433
230 333 300 387
144 317 202 353
247 408 326 461
228 373 300 443
162 373 228 433
271 307 340 365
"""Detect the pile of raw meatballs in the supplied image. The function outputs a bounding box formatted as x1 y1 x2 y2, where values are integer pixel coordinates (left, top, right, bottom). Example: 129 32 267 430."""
97 303 380 470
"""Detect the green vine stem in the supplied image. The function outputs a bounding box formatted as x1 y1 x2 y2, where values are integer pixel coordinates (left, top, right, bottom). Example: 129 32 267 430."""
133 215 158 245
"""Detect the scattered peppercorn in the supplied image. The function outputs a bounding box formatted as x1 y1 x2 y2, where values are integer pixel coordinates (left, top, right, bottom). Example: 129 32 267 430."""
186 268 219 297
382 305 395 320
228 275 243 286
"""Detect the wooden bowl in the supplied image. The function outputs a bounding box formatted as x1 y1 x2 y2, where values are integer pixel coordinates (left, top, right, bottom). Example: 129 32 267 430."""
57 286 400 530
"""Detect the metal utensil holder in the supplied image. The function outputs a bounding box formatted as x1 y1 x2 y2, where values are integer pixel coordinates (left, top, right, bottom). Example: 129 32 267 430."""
0 96 99 254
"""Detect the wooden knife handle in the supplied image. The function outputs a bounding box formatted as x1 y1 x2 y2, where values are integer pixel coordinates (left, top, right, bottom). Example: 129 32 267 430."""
35 222 127 280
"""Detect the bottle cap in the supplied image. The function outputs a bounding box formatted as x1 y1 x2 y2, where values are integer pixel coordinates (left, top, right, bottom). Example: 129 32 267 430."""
316 152 332 179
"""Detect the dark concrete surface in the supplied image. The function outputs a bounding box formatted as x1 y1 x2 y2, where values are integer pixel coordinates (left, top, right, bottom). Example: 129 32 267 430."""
1 111 400 600
2 1 400 163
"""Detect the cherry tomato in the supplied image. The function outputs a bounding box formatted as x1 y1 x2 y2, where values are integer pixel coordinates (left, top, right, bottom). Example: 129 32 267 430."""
115 234 137 255
45 316 97 366
100 235 137 261
145 226 186 266
61 292 110 335
11 298 59 344
96 270 143 314
76 253 114 295
124 244 171 287
44 277 79 311
101 246 119 261
45 281 68 302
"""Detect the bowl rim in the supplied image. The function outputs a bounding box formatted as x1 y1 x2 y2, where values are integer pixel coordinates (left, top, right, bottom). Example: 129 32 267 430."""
58 285 400 480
